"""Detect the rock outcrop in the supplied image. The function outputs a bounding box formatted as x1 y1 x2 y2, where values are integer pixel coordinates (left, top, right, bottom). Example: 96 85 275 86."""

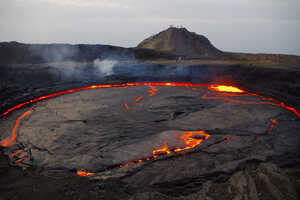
126 163 300 200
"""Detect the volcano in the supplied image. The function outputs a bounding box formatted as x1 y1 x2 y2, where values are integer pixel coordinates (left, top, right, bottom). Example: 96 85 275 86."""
137 27 223 59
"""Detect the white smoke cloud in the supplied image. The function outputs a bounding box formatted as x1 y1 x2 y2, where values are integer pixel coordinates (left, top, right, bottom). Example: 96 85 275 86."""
93 59 118 76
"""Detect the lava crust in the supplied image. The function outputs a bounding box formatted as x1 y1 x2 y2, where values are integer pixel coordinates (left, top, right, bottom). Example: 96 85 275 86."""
1 83 299 183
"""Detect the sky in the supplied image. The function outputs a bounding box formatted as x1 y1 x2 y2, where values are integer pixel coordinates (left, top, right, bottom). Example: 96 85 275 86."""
1 0 300 55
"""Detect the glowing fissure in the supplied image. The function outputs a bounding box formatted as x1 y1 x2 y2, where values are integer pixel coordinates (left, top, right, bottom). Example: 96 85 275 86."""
269 119 278 134
15 156 28 163
173 131 210 152
120 131 211 168
148 86 158 96
10 149 23 158
202 91 300 118
0 110 32 147
0 82 299 177
77 171 95 177
124 85 158 110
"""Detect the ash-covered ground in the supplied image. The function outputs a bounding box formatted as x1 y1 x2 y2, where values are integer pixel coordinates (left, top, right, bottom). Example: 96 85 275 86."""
1 62 300 200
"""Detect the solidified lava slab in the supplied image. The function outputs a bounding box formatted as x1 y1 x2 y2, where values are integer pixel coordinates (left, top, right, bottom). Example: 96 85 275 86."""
0 83 300 183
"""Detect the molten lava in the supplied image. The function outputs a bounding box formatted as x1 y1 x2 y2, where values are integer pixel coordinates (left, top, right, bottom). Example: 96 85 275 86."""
15 156 28 163
152 142 172 158
10 149 23 158
148 86 158 96
209 85 245 93
0 82 299 175
269 118 278 134
202 90 300 118
120 131 211 167
124 85 158 110
174 131 210 152
77 171 95 177
0 110 32 147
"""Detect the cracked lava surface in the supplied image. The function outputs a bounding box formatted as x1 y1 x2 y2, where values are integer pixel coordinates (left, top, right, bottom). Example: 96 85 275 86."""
0 82 299 181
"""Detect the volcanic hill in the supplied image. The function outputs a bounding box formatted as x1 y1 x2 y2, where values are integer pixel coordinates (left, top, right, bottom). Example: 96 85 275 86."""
137 27 223 59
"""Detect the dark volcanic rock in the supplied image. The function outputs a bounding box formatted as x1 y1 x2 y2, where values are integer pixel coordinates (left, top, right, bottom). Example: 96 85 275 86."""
228 163 299 200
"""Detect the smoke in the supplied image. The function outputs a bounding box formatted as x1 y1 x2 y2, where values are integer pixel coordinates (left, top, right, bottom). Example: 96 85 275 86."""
93 59 118 76
0 42 214 85
0 41 218 86
29 44 79 63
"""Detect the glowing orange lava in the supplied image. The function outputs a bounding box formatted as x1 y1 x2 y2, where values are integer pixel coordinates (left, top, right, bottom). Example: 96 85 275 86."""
120 131 211 167
269 118 278 134
149 86 158 97
173 131 210 152
152 142 172 157
15 156 28 163
124 85 158 110
209 85 245 93
202 90 300 118
76 171 95 176
10 149 23 158
0 110 32 147
225 135 232 142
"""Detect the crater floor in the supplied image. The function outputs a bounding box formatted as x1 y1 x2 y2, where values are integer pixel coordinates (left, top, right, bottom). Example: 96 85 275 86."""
1 84 299 184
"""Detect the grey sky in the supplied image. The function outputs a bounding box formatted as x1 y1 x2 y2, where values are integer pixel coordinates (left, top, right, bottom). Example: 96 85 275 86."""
1 0 300 55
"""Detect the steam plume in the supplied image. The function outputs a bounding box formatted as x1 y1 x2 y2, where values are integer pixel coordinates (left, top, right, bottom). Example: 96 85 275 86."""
93 59 118 76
